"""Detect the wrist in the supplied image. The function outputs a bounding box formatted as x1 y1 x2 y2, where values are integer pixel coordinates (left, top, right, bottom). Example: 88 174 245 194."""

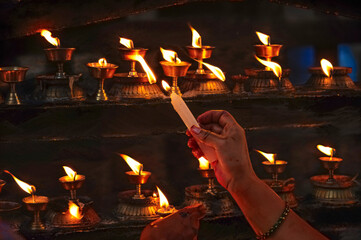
228 172 259 195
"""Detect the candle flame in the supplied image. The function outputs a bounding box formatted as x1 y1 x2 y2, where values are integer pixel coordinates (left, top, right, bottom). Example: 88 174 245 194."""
256 150 276 164
198 157 210 170
256 31 270 46
119 37 134 49
40 29 60 47
320 59 333 77
4 170 36 195
162 80 171 91
255 56 282 78
156 186 169 209
197 61 225 81
160 48 181 63
127 55 156 84
120 154 143 175
317 145 335 158
69 201 83 219
189 25 202 48
98 58 107 67
63 166 77 181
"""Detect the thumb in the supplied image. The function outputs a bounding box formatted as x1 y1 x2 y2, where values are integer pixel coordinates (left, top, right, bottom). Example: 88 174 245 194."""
190 126 222 147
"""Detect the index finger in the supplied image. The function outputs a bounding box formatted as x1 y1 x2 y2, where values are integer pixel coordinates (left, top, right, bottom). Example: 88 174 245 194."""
197 110 233 128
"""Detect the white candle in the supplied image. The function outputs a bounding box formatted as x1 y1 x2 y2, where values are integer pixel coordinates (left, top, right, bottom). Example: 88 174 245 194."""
169 92 199 130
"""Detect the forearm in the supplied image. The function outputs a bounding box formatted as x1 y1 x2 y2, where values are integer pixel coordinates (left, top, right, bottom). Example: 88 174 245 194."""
229 175 328 240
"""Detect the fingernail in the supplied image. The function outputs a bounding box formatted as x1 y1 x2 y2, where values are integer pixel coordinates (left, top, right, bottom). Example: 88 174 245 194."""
191 126 201 134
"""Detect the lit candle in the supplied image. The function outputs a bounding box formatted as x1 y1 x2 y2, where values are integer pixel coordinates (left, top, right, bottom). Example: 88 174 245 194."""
256 31 271 46
162 80 199 130
198 156 210 170
156 186 176 217
256 150 286 165
317 145 341 162
320 59 333 78
255 55 282 80
40 29 60 48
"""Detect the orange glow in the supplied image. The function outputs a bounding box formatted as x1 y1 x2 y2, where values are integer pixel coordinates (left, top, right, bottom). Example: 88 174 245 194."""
198 157 210 169
255 56 282 78
156 186 169 209
40 29 60 47
256 150 276 164
199 61 225 81
120 154 143 175
98 58 107 67
256 31 270 46
68 201 83 219
317 145 335 158
320 59 333 77
119 37 134 49
63 166 77 181
189 25 202 48
127 55 156 84
4 170 36 195
162 80 171 91
160 48 181 63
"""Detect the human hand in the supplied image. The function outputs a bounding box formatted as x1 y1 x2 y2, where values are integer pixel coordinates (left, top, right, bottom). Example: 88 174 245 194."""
187 110 256 192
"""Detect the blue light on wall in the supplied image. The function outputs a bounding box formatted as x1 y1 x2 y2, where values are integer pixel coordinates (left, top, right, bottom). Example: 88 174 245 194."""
287 46 315 85
338 44 357 82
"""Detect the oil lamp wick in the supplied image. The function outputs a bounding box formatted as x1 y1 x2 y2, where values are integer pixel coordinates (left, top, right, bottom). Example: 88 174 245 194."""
139 164 143 175
31 186 36 203
73 172 77 182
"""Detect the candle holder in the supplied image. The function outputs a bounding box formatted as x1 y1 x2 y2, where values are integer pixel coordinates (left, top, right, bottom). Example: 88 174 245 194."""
307 67 356 90
319 157 343 184
109 48 163 100
125 171 151 200
231 74 248 94
59 175 86 201
244 68 294 93
181 46 229 97
87 62 118 101
37 48 85 101
0 67 28 105
254 44 282 64
198 168 217 195
262 160 287 187
160 61 191 95
156 206 176 218
22 196 49 231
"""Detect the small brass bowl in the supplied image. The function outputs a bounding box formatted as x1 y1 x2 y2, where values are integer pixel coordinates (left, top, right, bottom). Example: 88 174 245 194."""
125 171 151 185
262 160 287 175
119 48 147 61
186 46 214 59
23 196 49 211
44 48 75 62
0 67 28 83
59 175 86 190
87 63 118 79
160 61 191 77
254 45 282 59
198 168 215 179
319 157 343 171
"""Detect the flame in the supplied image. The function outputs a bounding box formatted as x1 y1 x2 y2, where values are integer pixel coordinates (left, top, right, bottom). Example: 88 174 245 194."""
317 145 335 158
156 186 169 209
40 29 60 47
162 80 171 91
199 61 225 81
98 58 107 67
255 56 282 78
4 170 36 195
198 157 210 169
160 48 181 63
127 55 156 84
189 25 202 48
120 154 143 175
256 150 276 164
320 59 333 77
63 166 77 181
119 37 134 49
256 31 270 46
68 201 83 219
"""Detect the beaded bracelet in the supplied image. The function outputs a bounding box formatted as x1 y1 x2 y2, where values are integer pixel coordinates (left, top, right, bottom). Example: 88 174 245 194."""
256 202 290 240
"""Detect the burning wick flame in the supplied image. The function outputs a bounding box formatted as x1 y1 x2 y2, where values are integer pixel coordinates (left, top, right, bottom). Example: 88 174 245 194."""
128 55 157 84
162 80 171 92
119 37 134 49
198 157 210 170
40 29 60 47
255 56 282 79
156 186 169 209
317 145 335 160
120 154 143 175
189 24 202 48
160 48 181 63
68 201 83 220
256 31 270 46
98 58 107 67
193 60 225 81
256 150 276 164
320 59 333 77
4 170 36 202
63 166 77 181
